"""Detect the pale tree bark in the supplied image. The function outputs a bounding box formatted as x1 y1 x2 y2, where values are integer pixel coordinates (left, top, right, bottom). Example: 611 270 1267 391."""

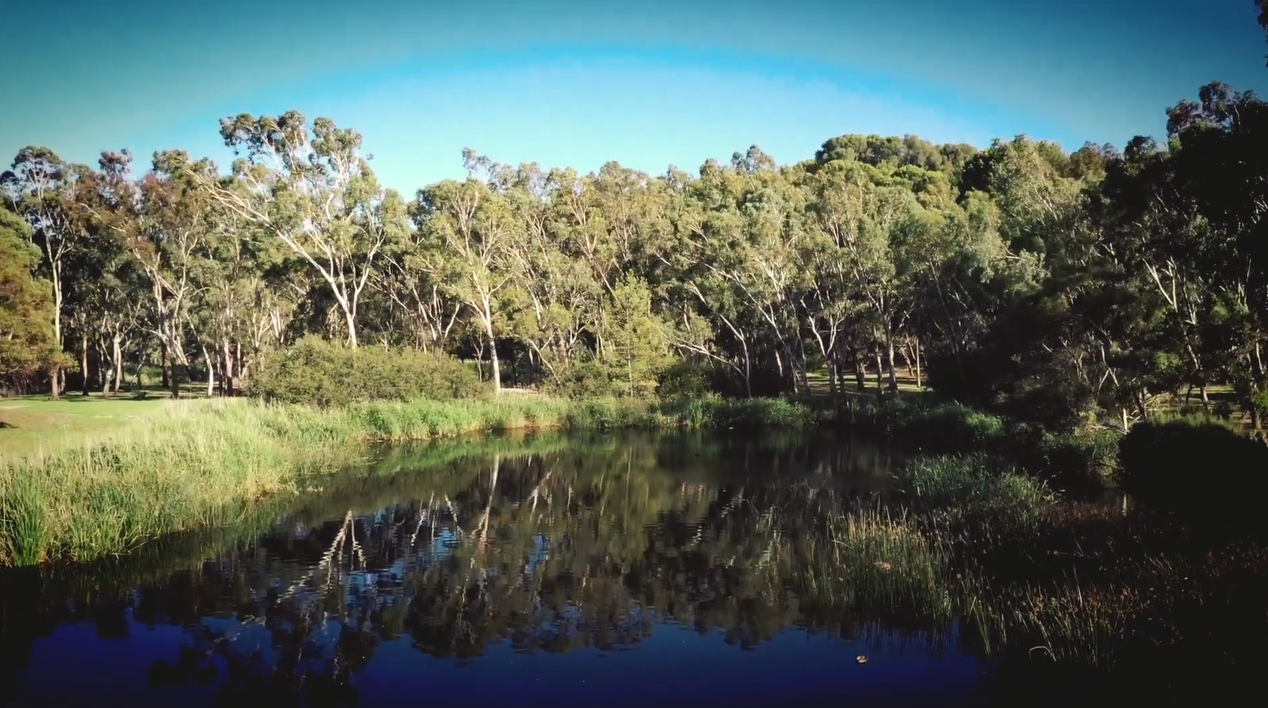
674 287 754 398
112 334 123 394
202 344 215 397
192 116 399 349
424 181 514 395
79 333 90 396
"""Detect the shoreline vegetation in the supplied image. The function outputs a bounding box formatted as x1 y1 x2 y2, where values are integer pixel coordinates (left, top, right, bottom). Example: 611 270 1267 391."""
1 386 1137 567
3 388 1256 567
3 393 1267 698
0 394 820 565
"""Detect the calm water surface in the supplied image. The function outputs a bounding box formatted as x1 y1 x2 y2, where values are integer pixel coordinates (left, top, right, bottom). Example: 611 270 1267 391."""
1 431 1060 707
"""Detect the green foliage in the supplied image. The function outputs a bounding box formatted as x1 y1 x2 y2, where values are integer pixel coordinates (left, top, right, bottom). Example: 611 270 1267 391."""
0 395 820 565
656 360 713 399
834 397 1007 452
0 206 59 390
901 455 1054 513
888 401 1005 451
543 357 613 399
247 336 483 406
9 60 1268 455
1010 424 1122 481
598 276 674 398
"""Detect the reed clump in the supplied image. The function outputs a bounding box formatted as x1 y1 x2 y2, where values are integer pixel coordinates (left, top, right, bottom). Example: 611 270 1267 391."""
801 506 955 628
889 454 1268 671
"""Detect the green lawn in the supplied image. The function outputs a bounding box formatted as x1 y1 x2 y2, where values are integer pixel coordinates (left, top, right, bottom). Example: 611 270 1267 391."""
0 394 174 462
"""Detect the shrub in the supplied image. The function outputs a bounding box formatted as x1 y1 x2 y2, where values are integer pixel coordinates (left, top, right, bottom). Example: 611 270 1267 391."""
656 361 712 399
248 337 483 407
901 455 1054 513
1004 423 1121 482
1117 416 1268 510
839 397 1006 453
899 402 1005 451
543 359 616 399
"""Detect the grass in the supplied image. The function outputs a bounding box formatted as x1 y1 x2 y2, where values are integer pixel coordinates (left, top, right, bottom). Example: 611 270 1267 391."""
0 395 819 566
800 505 955 630
0 394 170 460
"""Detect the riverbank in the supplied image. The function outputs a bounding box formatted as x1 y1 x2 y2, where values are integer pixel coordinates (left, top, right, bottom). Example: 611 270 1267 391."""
863 456 1268 677
4 417 1265 697
1 391 1133 566
0 395 824 565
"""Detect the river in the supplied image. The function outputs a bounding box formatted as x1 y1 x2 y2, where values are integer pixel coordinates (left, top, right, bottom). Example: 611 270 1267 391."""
0 430 1218 707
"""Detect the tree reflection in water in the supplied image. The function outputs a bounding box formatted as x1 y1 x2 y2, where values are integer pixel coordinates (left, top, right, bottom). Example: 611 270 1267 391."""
3 431 936 707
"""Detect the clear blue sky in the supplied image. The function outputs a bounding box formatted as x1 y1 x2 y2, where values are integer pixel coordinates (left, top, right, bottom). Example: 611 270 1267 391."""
2 0 1264 194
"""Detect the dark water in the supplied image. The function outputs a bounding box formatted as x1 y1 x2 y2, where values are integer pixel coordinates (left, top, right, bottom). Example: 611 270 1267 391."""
0 431 1063 708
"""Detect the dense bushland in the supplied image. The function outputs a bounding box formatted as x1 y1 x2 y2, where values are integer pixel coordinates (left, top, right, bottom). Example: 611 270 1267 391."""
5 68 1268 440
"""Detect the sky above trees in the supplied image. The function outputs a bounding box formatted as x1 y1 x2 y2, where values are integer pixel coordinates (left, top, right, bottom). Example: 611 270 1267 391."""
3 0 1265 194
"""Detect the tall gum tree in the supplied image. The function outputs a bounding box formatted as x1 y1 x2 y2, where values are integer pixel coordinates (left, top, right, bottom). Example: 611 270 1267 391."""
504 167 598 381
1 147 89 397
89 150 212 398
414 177 518 394
0 205 60 390
188 111 404 348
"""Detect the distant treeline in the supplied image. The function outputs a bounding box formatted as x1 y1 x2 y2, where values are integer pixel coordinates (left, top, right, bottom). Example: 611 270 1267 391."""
3 64 1268 433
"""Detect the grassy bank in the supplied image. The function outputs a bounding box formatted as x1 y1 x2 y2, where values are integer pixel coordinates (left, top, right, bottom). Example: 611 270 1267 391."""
0 395 818 566
0 391 1125 566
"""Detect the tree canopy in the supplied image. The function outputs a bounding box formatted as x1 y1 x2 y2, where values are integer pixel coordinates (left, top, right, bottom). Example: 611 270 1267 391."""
0 206 59 390
6 25 1268 430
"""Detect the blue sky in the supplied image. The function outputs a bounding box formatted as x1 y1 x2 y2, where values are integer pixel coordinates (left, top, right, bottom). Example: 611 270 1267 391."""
2 0 1264 194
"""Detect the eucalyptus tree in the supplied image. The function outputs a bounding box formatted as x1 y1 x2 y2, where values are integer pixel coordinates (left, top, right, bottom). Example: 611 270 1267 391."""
0 205 59 391
663 183 761 396
681 159 813 393
898 192 1032 394
84 150 211 398
189 111 405 348
673 161 776 395
1 147 90 397
806 169 867 393
188 196 284 395
811 164 915 392
503 168 598 381
1164 82 1268 419
72 219 138 396
377 235 464 352
413 177 519 394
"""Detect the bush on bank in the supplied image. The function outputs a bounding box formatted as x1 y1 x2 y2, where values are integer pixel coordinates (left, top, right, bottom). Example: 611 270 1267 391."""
248 336 483 407
1117 415 1268 509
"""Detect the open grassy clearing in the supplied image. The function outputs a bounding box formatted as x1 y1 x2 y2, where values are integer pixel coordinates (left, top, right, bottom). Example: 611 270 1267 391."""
0 394 172 461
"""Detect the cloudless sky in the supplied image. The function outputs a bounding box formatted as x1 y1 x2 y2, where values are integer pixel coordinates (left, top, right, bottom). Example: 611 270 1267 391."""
2 0 1264 194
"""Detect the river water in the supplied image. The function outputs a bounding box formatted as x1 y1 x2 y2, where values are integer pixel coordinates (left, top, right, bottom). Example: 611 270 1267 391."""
0 431 1125 707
